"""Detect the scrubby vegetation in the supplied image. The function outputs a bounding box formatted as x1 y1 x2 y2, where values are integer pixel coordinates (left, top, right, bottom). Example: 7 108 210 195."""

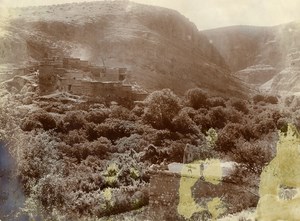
0 86 292 220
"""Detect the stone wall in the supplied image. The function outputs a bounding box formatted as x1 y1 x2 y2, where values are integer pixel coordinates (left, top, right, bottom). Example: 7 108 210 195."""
132 92 148 101
148 171 183 220
38 57 147 102
56 78 145 102
38 64 57 94
100 68 121 82
148 165 257 220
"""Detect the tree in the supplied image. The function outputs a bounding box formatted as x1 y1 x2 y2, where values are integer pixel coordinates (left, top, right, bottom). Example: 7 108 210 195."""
115 134 149 153
265 95 278 104
85 109 109 124
253 94 265 104
172 109 200 134
63 129 87 146
193 109 211 133
142 89 181 129
63 110 87 131
206 128 218 148
59 137 114 160
277 118 288 134
207 96 226 108
215 123 243 153
253 117 276 137
21 111 57 131
185 88 208 109
95 119 137 141
229 98 249 114
208 107 227 129
232 140 274 174
109 105 134 121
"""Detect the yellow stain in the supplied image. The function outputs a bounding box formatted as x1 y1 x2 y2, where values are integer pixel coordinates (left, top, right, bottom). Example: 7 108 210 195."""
207 197 226 219
103 188 112 201
177 159 224 220
257 124 300 221
104 163 119 185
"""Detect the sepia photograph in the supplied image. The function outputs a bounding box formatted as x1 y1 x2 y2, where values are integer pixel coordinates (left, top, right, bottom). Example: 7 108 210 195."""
0 0 300 220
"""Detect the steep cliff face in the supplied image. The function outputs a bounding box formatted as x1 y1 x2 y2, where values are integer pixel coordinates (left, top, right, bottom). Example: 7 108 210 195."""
203 26 274 73
264 22 300 95
0 1 247 97
202 22 300 95
235 65 277 85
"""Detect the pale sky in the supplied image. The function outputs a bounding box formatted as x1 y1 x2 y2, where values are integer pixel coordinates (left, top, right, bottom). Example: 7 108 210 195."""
1 0 300 30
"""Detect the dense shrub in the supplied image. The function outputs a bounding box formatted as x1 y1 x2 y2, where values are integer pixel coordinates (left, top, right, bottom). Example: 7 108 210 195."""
207 96 226 107
85 122 99 141
59 137 114 160
264 95 278 104
63 129 87 146
164 140 185 162
229 98 249 114
232 140 274 174
85 109 109 124
37 175 66 211
172 110 199 134
142 129 177 146
21 118 43 131
253 118 277 137
253 94 278 105
208 107 227 129
253 94 265 104
115 134 149 153
241 122 257 141
225 108 243 124
142 89 181 129
18 131 59 193
215 123 243 152
131 103 145 117
21 111 57 131
96 119 138 141
193 110 211 133
185 88 208 109
109 105 133 121
43 102 68 114
277 117 288 133
271 109 283 123
63 110 87 131
13 86 289 219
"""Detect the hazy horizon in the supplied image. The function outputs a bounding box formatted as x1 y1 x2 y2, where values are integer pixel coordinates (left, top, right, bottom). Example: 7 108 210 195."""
0 0 300 30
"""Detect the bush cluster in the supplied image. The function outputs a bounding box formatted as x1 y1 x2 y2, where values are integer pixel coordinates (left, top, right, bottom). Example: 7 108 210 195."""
16 88 287 219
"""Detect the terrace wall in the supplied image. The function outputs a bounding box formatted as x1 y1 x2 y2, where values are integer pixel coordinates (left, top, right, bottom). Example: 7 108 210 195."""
148 170 257 220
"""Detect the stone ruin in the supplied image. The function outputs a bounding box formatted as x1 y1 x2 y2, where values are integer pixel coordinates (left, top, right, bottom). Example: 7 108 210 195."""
37 56 148 102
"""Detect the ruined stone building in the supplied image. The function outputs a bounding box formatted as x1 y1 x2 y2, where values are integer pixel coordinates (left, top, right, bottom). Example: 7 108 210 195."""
38 56 147 101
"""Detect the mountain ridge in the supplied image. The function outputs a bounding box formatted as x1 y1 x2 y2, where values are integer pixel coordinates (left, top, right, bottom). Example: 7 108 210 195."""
202 21 300 95
0 1 247 97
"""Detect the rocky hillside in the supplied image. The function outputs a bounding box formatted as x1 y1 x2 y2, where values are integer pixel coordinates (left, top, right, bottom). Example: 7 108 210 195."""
0 1 247 97
203 22 300 95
